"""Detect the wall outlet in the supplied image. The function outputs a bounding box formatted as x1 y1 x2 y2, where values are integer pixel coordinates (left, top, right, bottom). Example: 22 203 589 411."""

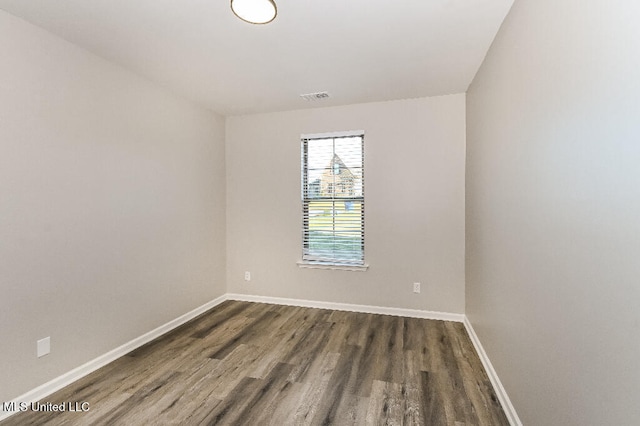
37 337 50 358
413 282 421 293
244 271 251 281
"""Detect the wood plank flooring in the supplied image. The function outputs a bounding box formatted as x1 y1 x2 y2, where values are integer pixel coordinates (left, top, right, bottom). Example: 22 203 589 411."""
1 301 509 425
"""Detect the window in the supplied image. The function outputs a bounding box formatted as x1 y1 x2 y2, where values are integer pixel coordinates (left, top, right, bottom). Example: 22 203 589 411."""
301 131 365 269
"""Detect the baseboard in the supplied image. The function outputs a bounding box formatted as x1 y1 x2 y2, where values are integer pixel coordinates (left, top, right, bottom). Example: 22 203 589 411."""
463 316 522 426
0 295 227 422
226 293 465 322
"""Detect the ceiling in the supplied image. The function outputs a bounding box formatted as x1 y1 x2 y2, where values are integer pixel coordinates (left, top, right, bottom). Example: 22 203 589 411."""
0 0 513 116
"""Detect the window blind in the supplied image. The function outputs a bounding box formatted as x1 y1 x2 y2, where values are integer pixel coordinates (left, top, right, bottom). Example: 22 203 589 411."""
302 133 364 265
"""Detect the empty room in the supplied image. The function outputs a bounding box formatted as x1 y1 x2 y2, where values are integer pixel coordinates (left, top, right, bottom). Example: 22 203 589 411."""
1 0 638 425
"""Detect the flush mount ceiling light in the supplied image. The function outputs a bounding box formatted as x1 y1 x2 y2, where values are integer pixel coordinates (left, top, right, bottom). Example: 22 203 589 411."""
231 0 277 24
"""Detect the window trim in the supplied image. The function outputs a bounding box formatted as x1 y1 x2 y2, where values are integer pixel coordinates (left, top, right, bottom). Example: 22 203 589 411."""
301 130 365 140
299 130 366 270
296 260 369 271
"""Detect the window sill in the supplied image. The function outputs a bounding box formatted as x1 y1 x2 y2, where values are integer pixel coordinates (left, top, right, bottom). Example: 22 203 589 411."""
297 261 369 272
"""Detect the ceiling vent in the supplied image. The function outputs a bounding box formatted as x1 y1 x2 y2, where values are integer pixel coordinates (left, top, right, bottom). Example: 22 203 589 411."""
300 91 330 101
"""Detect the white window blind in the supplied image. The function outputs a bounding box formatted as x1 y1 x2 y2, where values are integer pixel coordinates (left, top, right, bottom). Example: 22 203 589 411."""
301 133 364 266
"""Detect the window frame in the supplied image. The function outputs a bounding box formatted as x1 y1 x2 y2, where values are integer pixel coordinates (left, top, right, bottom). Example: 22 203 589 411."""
299 130 367 271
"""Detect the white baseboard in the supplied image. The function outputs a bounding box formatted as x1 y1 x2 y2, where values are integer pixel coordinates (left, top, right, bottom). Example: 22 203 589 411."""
226 293 465 322
463 316 522 426
0 295 227 422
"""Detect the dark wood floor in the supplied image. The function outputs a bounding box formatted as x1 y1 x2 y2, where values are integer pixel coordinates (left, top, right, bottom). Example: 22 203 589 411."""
1 301 509 425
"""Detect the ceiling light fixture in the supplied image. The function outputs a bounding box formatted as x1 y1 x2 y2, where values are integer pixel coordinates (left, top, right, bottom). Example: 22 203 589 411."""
231 0 277 24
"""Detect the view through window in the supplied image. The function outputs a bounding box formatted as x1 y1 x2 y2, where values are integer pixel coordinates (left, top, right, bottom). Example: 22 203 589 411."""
302 132 364 265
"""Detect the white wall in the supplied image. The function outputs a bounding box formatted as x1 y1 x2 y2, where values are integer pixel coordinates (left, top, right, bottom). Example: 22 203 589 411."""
226 95 466 313
0 11 226 402
466 0 640 424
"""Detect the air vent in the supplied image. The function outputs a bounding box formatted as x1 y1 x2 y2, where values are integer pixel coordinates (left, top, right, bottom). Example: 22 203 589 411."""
300 91 330 101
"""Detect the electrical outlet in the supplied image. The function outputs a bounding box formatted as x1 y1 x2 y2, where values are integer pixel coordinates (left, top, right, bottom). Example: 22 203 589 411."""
413 282 421 293
37 337 50 358
244 271 251 281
